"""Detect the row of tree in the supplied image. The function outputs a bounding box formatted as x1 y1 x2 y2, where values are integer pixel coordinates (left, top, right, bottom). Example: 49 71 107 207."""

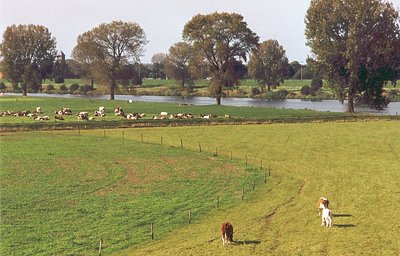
1 0 399 112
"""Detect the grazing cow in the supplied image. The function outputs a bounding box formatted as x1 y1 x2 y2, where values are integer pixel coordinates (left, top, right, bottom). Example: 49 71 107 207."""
321 207 332 228
55 107 72 115
318 197 330 215
126 113 139 120
76 112 89 120
221 222 234 246
54 115 64 120
33 115 49 121
94 110 105 117
114 107 125 117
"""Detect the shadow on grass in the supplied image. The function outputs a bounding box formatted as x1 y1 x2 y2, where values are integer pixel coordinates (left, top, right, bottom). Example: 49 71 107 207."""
332 213 352 217
333 224 355 228
231 240 261 245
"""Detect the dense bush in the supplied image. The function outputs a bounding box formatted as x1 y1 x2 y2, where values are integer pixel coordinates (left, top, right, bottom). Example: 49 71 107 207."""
59 84 68 92
54 76 64 84
311 78 323 92
45 84 55 93
300 85 311 95
251 87 261 96
77 84 95 94
70 83 80 93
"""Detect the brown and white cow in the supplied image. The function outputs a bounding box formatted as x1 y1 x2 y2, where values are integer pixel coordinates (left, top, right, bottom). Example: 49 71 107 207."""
318 197 329 215
221 222 234 246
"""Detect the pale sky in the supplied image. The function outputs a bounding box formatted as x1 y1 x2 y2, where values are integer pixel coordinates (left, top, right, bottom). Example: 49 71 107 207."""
1 0 399 63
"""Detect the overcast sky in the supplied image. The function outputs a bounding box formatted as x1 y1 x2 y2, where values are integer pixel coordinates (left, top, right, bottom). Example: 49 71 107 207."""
1 0 399 63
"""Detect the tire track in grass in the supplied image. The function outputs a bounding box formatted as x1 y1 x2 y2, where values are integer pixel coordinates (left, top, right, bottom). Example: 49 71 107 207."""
257 137 307 253
256 180 305 253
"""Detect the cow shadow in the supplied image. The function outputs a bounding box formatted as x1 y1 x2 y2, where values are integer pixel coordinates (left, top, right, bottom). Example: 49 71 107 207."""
332 213 352 217
331 213 354 228
231 240 261 245
333 224 355 228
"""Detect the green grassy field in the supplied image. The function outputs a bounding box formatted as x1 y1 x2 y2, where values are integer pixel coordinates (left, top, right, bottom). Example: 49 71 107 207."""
1 120 400 255
0 96 351 126
0 131 262 255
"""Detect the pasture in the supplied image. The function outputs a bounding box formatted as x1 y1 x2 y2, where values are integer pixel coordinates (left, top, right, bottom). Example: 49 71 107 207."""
1 120 399 255
0 96 350 126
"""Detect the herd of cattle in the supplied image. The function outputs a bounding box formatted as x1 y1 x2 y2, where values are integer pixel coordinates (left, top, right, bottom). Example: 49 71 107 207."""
0 106 230 121
221 197 332 246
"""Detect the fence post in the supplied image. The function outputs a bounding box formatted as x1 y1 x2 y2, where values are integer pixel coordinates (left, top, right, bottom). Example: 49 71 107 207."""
122 131 125 141
245 156 248 165
180 138 183 148
141 133 143 142
265 172 267 183
160 136 163 145
217 196 220 209
150 222 154 240
260 160 263 170
103 130 106 137
230 152 232 160
242 187 245 200
199 144 202 152
253 181 256 191
188 209 192 224
214 147 218 157
98 238 103 256
269 166 271 176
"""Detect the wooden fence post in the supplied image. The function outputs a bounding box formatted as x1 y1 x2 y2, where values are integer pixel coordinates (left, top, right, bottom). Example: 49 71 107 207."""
269 166 271 176
150 222 154 240
141 133 143 142
253 181 256 191
160 136 163 145
180 138 183 148
103 130 106 137
98 238 103 256
245 156 248 165
214 147 218 157
242 187 245 200
188 209 192 224
122 131 125 141
199 144 202 152
260 160 263 170
217 196 220 209
265 172 267 183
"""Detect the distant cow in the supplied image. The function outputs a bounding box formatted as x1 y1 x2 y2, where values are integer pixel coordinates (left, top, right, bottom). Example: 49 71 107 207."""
76 112 89 120
221 222 234 246
114 107 125 117
318 197 329 215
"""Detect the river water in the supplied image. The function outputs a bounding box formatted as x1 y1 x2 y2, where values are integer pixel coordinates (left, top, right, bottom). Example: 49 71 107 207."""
8 93 400 115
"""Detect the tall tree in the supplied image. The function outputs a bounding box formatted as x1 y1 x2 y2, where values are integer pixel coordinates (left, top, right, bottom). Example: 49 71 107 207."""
72 21 147 100
151 53 166 79
183 12 259 105
248 40 289 92
0 24 56 96
305 0 400 112
163 42 194 87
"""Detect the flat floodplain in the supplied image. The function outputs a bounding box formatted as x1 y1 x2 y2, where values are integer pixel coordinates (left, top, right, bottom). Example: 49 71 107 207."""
1 120 400 255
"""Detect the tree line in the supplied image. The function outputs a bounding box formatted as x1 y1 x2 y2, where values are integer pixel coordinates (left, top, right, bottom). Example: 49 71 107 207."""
1 0 399 112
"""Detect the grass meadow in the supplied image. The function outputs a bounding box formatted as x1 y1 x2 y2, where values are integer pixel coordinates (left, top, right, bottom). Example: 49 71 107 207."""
1 118 400 255
0 96 349 125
